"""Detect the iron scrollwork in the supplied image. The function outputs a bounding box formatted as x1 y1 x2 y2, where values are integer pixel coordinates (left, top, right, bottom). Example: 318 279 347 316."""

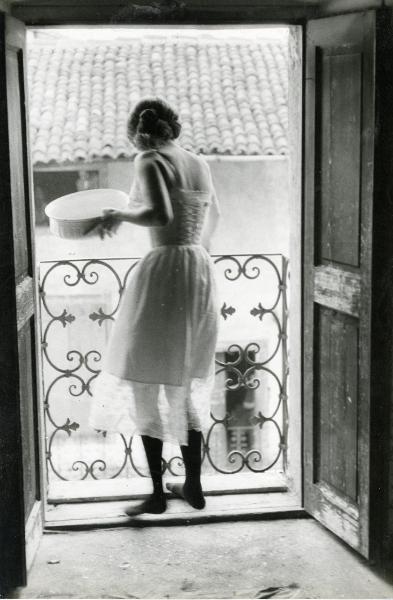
39 253 289 485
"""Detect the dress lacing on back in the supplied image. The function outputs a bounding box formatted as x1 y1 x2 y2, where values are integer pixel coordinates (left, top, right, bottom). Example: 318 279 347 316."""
153 188 211 246
130 149 213 248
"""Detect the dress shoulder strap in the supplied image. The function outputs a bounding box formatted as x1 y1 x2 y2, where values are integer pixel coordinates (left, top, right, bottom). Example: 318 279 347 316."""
148 150 178 189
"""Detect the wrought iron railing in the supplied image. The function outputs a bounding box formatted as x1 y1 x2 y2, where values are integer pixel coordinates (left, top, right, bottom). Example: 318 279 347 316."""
38 254 289 483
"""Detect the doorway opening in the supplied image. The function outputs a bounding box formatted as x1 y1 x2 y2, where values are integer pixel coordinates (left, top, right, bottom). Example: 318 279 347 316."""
27 24 302 522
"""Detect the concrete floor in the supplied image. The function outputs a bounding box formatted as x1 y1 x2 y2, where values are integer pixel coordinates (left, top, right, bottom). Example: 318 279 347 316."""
17 519 393 599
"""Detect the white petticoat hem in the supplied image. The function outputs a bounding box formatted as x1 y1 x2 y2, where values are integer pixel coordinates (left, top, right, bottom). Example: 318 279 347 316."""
88 370 215 446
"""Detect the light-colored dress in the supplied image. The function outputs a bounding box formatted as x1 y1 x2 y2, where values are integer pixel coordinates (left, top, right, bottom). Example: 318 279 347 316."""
88 153 219 446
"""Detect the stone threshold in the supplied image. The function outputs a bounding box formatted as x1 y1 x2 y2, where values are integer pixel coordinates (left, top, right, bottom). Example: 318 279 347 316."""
45 491 306 531
48 471 289 504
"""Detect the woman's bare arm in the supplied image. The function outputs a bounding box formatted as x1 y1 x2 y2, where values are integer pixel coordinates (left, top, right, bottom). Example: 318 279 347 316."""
120 152 174 226
96 152 173 237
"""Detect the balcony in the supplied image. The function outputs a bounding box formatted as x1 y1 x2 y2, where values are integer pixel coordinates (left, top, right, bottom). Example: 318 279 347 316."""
38 253 289 506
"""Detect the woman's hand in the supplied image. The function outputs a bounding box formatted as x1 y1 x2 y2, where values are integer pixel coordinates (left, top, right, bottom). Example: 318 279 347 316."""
95 208 123 239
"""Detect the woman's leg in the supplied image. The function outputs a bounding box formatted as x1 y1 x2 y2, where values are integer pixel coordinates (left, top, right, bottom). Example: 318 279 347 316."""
181 429 206 508
166 429 206 509
125 435 167 516
142 434 166 499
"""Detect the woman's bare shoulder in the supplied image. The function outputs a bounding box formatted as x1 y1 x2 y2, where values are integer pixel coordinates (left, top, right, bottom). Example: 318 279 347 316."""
134 150 160 165
134 151 166 178
134 150 176 188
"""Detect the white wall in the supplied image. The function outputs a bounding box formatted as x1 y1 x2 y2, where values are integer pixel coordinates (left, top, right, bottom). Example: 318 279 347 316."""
207 156 289 256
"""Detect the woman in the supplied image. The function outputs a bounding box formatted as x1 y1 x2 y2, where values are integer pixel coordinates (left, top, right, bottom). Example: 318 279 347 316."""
89 97 220 516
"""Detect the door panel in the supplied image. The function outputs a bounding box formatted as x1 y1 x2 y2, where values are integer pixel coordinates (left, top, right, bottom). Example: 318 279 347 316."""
304 11 375 557
315 307 359 501
318 48 362 267
0 13 42 592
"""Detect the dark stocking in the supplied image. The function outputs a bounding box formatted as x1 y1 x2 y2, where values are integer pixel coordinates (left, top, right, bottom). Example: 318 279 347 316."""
166 429 205 509
142 435 165 498
125 435 166 516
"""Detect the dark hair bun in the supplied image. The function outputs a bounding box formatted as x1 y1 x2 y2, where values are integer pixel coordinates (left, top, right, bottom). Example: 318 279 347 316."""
128 97 182 150
137 108 172 139
139 108 159 132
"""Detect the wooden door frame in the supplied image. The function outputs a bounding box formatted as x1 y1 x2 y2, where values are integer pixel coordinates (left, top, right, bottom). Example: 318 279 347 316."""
0 0 392 584
0 12 27 592
9 0 318 26
0 12 45 592
8 0 391 25
368 8 393 568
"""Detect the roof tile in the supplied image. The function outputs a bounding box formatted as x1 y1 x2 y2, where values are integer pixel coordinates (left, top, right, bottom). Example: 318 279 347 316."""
28 36 288 164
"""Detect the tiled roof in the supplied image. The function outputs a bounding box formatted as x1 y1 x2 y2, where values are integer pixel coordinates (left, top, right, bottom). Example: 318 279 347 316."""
28 37 288 164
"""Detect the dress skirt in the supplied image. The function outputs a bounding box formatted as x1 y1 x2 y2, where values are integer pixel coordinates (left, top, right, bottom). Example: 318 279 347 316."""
88 243 219 446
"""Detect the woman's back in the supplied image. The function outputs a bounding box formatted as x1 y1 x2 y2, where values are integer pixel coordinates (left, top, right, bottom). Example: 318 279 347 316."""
154 142 211 192
139 143 214 248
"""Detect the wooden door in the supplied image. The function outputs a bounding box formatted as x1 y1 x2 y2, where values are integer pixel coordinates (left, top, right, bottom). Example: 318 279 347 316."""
0 13 42 592
304 11 375 557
